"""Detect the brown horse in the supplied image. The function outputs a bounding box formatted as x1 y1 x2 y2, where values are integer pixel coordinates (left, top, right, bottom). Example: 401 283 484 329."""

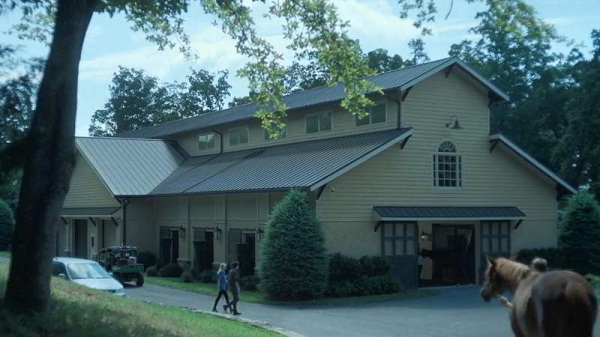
480 257 598 337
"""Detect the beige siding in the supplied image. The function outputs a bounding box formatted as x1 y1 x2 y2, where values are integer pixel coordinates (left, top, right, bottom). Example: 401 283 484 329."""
317 69 557 268
63 154 119 208
173 99 398 156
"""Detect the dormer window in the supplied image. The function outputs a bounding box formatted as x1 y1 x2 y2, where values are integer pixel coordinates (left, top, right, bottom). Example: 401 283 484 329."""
228 127 249 146
433 141 462 187
306 112 332 134
355 103 386 126
198 133 215 150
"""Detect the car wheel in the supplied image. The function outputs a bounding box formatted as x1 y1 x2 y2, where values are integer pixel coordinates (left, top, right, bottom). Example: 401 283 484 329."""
136 273 144 287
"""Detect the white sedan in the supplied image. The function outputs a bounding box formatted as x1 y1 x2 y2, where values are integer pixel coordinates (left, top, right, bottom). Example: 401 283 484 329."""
52 257 125 296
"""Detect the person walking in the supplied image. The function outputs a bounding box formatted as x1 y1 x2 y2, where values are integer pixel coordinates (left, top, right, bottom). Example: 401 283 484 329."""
212 263 230 313
223 261 241 315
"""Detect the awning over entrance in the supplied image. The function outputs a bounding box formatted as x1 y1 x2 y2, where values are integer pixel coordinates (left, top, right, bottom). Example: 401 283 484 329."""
61 207 121 218
373 206 526 221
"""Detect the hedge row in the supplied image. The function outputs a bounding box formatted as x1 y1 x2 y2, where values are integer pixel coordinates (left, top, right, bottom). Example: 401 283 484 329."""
515 248 600 276
326 253 401 297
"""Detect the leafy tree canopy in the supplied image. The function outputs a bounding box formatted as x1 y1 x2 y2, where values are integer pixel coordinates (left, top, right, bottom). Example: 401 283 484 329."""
89 66 230 136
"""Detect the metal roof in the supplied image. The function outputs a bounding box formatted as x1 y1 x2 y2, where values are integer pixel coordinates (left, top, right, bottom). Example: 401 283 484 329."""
489 134 577 195
61 207 121 217
76 137 186 196
150 128 412 196
121 57 508 139
373 206 526 221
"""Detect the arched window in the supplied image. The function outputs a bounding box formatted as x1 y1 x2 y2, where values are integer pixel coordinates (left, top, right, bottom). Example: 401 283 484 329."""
433 141 462 187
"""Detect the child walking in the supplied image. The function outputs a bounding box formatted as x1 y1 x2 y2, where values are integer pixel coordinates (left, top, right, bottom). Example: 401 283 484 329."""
212 263 230 313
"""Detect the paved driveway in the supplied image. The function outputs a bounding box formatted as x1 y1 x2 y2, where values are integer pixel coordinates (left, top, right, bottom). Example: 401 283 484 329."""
127 284 599 337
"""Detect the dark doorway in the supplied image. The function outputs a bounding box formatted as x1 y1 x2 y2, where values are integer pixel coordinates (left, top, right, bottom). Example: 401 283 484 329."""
239 233 256 276
159 228 179 265
429 224 475 285
74 219 88 258
193 229 214 271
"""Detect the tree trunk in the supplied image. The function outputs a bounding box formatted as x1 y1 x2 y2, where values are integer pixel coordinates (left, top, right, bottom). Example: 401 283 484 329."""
5 0 97 313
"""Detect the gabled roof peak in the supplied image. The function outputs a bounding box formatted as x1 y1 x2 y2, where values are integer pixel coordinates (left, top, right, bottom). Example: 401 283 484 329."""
120 57 507 139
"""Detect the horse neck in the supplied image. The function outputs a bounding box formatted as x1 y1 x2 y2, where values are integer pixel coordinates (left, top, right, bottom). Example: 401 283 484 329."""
498 261 531 293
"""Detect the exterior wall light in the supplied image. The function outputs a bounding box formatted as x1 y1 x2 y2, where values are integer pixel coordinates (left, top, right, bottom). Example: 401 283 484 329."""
214 226 222 240
446 115 462 130
179 226 186 239
256 227 265 241
420 231 431 241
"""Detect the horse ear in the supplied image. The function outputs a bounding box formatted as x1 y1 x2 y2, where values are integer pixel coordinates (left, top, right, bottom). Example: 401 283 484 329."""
486 255 497 267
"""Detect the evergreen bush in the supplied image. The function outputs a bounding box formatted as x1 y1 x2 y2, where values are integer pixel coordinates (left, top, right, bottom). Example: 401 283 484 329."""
158 263 183 278
0 199 14 251
146 266 158 277
137 251 157 271
180 270 194 283
259 190 327 301
559 192 600 250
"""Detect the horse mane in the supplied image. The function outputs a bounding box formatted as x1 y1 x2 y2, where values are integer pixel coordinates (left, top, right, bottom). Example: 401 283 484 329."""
494 258 531 290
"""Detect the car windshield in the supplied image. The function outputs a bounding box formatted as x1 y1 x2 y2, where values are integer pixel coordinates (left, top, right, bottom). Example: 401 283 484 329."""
66 262 110 280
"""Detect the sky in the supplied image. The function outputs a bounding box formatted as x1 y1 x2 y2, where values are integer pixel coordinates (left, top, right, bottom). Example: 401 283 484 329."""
1 0 598 137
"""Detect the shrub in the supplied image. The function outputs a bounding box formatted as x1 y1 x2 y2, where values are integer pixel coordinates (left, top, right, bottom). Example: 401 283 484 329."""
199 270 216 283
326 253 400 298
328 253 361 284
514 248 565 268
241 275 260 291
559 192 600 250
146 266 158 277
180 270 194 283
515 247 600 276
0 199 14 251
327 281 357 297
190 268 201 280
359 255 390 277
158 263 183 278
260 190 327 301
137 251 157 271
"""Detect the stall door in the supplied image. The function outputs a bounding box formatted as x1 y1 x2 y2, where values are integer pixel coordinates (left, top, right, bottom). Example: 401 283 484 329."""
382 222 418 289
479 220 511 283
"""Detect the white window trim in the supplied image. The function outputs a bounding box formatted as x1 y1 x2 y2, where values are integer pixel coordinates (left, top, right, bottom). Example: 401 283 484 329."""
305 111 333 134
198 132 216 151
432 140 463 189
228 126 250 146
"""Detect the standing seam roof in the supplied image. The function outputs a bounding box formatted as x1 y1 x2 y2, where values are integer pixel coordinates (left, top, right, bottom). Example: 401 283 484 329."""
119 57 505 139
76 137 185 196
150 128 412 196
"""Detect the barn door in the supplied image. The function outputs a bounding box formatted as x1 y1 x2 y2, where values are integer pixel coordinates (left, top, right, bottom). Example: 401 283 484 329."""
381 222 418 289
479 220 511 283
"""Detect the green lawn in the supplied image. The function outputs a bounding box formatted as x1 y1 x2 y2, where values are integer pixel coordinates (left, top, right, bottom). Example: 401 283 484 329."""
0 251 10 258
0 265 281 337
145 276 439 305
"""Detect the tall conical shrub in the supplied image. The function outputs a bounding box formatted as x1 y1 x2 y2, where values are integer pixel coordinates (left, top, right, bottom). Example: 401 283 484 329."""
259 190 327 300
0 199 14 251
558 192 600 249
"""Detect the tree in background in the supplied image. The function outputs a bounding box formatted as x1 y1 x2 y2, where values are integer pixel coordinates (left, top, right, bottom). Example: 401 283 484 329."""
0 199 14 251
260 190 327 300
553 30 600 188
0 0 389 313
89 67 230 136
558 192 600 250
0 45 42 207
448 0 565 167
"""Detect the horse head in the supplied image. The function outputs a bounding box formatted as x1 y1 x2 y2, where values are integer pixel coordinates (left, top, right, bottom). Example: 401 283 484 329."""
480 256 508 302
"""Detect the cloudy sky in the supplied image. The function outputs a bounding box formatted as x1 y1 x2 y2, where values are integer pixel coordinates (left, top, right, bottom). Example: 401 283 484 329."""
1 0 598 136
